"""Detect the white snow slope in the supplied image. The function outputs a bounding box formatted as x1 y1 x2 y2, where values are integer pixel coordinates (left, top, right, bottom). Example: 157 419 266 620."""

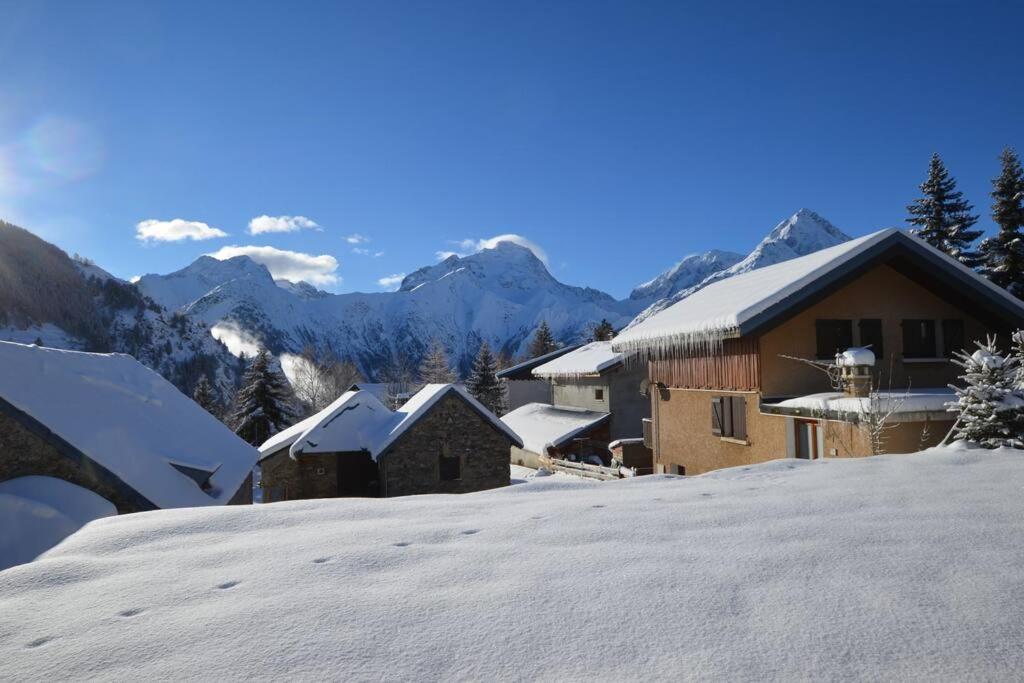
138 243 641 378
627 208 852 327
3 445 1023 680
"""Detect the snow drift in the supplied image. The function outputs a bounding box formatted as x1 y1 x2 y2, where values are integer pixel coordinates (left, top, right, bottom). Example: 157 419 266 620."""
3 447 1024 680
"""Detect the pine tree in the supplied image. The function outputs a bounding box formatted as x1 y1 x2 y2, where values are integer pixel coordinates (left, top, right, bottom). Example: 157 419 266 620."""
192 374 221 417
466 341 504 415
907 153 982 267
592 319 615 341
948 336 1022 448
979 148 1024 297
230 350 298 446
528 320 557 358
418 338 456 384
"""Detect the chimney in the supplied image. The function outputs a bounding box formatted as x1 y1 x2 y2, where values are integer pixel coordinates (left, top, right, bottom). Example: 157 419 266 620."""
836 347 875 397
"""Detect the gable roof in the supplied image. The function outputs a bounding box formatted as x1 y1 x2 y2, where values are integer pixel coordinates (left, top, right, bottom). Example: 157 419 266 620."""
532 341 622 378
496 345 581 380
0 341 257 508
613 229 1024 357
259 384 521 462
500 403 610 455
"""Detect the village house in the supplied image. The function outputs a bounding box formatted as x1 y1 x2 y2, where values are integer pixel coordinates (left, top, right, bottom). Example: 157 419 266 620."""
496 345 580 412
258 383 522 500
0 341 256 513
612 229 1024 475
500 341 651 468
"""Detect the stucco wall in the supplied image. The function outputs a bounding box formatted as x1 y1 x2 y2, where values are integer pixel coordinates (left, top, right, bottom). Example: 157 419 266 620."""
759 263 992 397
552 376 610 413
381 392 511 496
506 379 550 411
607 364 651 441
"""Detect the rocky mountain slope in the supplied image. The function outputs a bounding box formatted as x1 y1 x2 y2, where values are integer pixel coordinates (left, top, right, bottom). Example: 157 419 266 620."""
629 249 744 304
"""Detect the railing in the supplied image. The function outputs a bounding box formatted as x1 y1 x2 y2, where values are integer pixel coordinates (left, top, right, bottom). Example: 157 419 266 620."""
544 457 634 481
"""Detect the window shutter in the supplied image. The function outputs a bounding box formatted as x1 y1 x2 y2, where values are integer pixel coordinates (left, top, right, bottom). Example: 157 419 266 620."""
731 396 747 440
942 319 964 358
711 397 723 436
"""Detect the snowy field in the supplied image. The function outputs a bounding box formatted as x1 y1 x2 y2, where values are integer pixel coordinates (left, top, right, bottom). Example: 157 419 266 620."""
3 447 1024 680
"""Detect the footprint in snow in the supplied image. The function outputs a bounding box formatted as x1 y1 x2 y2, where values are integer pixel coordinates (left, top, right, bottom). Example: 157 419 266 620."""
118 608 145 618
592 504 606 509
461 529 481 535
25 637 53 649
529 515 545 520
312 557 331 564
216 580 241 590
700 493 713 498
393 542 412 548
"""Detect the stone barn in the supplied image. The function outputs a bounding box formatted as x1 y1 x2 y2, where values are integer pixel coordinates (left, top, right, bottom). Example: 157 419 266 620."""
258 384 522 501
0 341 257 514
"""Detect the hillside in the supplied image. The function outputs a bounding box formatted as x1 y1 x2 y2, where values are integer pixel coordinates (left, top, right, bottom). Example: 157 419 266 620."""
0 221 241 401
2 446 1022 679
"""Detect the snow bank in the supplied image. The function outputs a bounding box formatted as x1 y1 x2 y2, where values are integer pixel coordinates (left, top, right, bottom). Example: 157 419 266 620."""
0 477 116 571
3 447 1024 679
531 341 622 378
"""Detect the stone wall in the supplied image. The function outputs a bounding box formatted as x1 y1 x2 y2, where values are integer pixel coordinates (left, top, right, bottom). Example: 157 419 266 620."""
259 448 340 502
0 409 155 513
380 392 511 497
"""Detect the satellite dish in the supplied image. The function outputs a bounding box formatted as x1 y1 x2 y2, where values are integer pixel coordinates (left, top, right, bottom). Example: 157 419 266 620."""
639 378 651 397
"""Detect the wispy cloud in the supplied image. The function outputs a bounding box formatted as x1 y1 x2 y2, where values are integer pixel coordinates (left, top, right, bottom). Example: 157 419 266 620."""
345 233 369 244
207 245 340 286
136 218 228 242
352 247 370 255
436 234 548 264
377 273 405 291
248 214 320 234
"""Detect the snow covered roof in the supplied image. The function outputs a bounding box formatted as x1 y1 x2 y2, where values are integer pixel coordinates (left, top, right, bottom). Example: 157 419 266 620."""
613 229 1024 357
531 341 622 378
496 345 581 380
768 389 956 416
259 384 521 462
348 382 391 404
0 341 257 508
500 403 610 455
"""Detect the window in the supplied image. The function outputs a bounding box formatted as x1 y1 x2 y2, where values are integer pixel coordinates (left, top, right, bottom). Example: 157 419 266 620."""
816 319 853 359
858 319 884 359
902 319 937 358
439 442 460 481
712 395 747 440
942 319 965 358
594 388 604 401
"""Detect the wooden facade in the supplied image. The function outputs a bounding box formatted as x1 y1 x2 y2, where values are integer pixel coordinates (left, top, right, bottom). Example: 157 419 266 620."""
648 337 760 391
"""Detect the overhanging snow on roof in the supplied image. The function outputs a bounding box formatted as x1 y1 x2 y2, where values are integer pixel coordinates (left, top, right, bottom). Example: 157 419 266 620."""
500 403 610 455
612 229 1024 358
0 341 257 508
531 341 623 378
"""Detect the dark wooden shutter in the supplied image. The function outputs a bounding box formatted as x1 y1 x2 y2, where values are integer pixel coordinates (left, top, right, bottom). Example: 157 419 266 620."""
902 319 937 358
858 319 883 358
942 319 965 358
731 396 747 440
711 397 724 436
816 320 854 359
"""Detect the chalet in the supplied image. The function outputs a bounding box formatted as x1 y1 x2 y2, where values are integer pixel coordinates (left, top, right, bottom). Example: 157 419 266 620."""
496 345 580 411
258 384 522 500
612 229 1024 475
0 341 256 512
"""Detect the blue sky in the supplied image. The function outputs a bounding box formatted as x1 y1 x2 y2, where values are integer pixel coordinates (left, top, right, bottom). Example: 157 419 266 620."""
0 1 1021 298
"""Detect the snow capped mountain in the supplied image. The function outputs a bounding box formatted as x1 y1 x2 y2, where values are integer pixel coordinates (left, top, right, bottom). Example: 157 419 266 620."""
627 209 852 326
138 241 638 378
629 250 744 304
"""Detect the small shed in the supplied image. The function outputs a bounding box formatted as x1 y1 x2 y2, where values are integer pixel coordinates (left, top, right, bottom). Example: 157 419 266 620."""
500 402 611 468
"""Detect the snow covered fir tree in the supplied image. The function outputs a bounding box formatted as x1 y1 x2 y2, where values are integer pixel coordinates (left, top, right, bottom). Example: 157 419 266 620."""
907 153 982 267
947 337 1024 449
466 340 504 415
230 350 298 446
418 338 457 383
192 374 221 417
591 318 616 341
528 320 558 358
979 148 1024 297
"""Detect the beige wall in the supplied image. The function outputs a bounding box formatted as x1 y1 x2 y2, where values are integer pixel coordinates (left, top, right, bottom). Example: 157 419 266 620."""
654 387 953 475
759 263 991 397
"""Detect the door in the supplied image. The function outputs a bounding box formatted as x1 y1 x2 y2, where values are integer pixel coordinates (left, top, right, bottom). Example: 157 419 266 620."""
795 421 818 460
